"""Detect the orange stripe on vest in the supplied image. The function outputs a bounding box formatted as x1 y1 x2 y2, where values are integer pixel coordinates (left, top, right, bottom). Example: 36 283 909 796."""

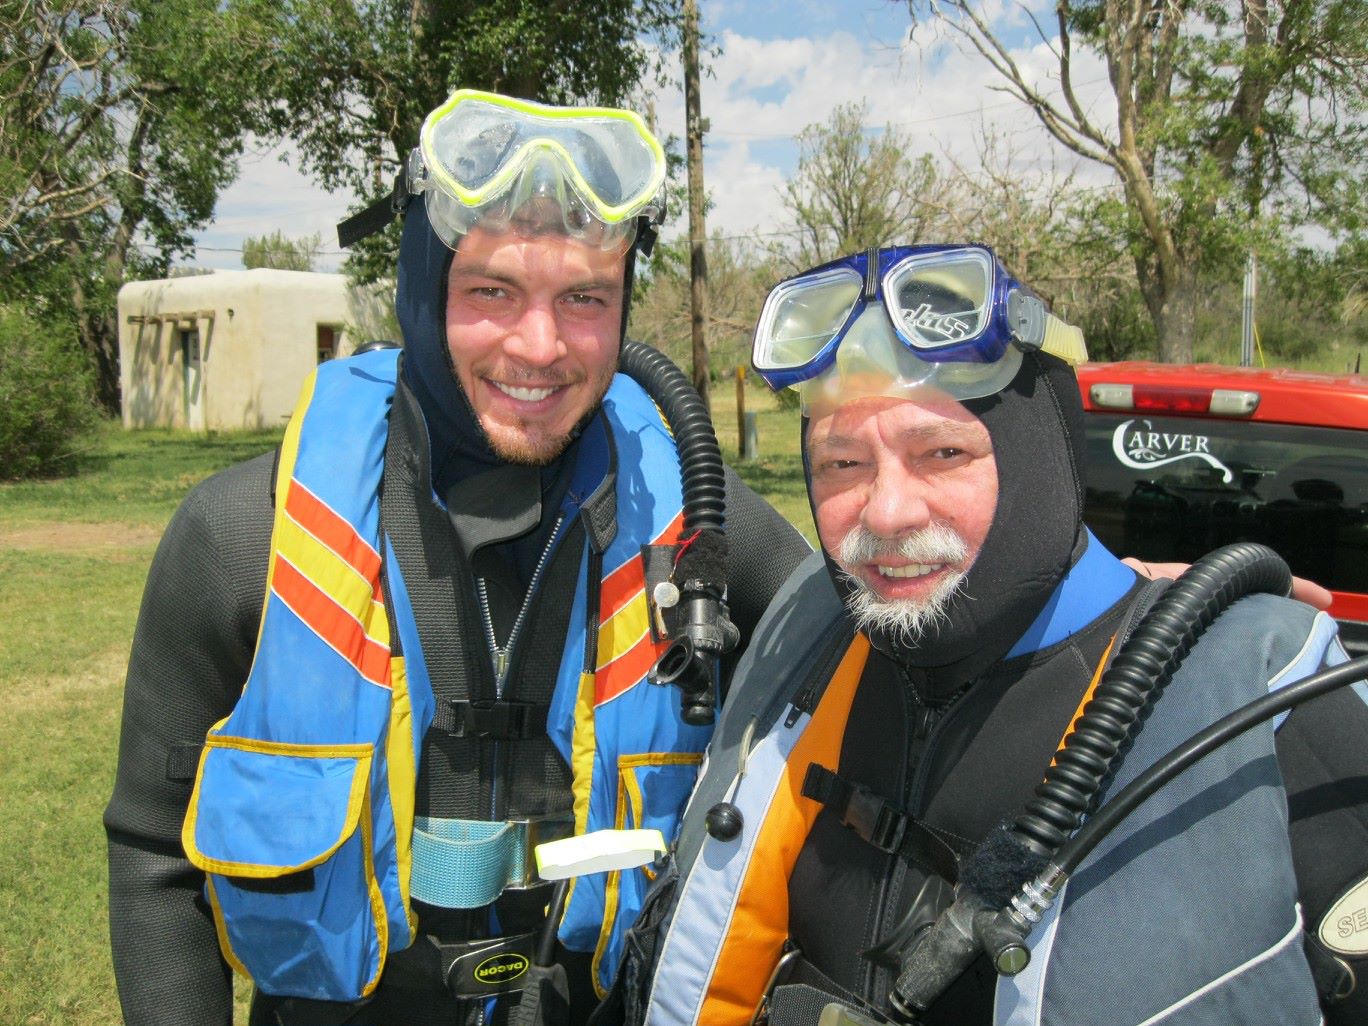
595 627 658 707
599 511 685 618
593 511 685 707
285 481 384 603
700 635 872 1025
272 554 391 687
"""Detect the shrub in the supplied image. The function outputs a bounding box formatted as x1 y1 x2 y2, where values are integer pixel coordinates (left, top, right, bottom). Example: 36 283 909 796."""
0 305 99 479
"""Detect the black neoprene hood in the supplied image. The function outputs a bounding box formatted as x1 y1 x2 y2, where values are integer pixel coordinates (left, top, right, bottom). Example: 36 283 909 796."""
808 352 1088 696
394 194 503 487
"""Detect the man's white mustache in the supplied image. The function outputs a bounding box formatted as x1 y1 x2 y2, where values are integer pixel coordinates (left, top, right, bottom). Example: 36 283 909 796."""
837 522 969 568
835 523 970 647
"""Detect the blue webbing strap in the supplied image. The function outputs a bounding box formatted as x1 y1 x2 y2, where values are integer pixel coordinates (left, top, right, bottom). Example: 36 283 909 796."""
411 818 528 909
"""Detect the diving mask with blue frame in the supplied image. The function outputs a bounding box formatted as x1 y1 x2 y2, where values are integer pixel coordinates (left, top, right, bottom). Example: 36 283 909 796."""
751 244 1087 410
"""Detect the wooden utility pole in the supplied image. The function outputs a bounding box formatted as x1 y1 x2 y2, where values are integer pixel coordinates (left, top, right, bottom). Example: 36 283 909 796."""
683 0 710 407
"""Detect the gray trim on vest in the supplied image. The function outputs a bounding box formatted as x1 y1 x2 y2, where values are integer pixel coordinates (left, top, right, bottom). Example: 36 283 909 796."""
1005 593 1324 1026
674 550 852 877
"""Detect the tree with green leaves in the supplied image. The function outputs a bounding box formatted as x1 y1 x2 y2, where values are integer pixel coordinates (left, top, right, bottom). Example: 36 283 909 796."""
902 0 1368 362
237 0 687 283
779 101 965 268
2 0 688 414
1 0 268 411
242 230 322 271
631 231 781 376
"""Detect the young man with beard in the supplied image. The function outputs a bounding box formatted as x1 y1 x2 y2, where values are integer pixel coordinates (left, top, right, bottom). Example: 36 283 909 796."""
620 244 1368 1026
103 91 810 1026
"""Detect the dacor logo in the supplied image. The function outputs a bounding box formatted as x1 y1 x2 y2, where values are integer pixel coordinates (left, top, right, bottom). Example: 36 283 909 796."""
1319 875 1368 955
1111 419 1233 483
474 952 530 984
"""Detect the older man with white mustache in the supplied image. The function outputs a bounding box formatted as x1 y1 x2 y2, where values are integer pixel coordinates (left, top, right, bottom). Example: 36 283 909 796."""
611 243 1368 1026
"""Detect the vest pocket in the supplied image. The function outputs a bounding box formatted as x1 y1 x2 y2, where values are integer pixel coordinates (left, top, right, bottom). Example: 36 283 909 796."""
182 735 388 1001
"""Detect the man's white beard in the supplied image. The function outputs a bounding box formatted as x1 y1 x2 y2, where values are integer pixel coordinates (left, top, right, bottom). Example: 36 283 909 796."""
836 523 969 647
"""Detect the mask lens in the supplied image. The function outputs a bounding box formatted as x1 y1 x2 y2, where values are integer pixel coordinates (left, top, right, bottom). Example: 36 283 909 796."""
885 250 993 352
754 269 862 372
429 98 518 191
555 121 660 209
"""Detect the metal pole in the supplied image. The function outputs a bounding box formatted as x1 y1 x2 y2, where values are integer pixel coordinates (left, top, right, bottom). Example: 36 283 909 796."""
735 366 745 459
1240 252 1256 367
683 0 710 408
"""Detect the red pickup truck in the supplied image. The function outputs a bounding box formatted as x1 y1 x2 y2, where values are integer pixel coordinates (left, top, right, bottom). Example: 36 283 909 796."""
1076 361 1368 655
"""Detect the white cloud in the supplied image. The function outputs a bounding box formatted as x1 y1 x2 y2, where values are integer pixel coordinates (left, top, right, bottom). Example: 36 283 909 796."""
652 19 1116 248
191 8 1118 271
191 138 351 273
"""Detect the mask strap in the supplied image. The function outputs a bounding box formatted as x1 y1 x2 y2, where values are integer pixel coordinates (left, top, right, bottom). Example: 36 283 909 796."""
336 171 411 249
618 215 660 343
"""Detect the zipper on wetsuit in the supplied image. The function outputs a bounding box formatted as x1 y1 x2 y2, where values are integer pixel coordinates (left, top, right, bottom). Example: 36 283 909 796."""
475 511 567 819
864 675 973 997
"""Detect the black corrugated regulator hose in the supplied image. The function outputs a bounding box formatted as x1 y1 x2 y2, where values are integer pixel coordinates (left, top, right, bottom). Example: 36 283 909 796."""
887 543 1296 1022
618 341 736 727
1013 541 1292 855
618 340 726 535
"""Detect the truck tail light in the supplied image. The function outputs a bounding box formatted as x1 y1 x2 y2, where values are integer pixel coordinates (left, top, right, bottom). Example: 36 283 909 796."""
1089 383 1260 416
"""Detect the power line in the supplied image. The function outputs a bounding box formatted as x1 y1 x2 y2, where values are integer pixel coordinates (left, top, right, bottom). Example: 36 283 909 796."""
128 240 348 258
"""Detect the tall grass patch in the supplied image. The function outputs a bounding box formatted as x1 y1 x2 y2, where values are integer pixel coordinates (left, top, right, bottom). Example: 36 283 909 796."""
711 380 814 545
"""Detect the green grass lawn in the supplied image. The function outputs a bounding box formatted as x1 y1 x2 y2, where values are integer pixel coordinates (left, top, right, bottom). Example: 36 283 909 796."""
0 388 806 1025
0 423 283 1026
710 381 814 544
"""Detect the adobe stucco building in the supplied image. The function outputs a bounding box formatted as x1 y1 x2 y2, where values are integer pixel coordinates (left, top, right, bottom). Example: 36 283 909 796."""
118 269 358 430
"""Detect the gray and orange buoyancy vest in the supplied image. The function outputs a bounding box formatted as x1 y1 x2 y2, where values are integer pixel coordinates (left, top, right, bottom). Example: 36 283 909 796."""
640 541 1330 1026
182 349 713 1002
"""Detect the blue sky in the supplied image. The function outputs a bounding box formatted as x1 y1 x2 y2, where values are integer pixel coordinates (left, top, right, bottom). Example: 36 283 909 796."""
190 0 1104 272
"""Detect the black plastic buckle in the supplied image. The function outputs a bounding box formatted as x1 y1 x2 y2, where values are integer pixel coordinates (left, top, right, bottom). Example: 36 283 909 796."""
442 932 537 998
843 789 906 853
802 763 907 853
438 699 548 740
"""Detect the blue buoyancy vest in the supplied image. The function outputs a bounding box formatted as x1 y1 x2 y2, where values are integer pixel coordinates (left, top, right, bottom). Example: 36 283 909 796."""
182 349 713 1001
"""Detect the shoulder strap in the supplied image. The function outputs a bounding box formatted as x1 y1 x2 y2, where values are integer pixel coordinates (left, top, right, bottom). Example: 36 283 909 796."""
381 378 486 707
1115 576 1171 657
1074 575 1172 813
381 380 501 821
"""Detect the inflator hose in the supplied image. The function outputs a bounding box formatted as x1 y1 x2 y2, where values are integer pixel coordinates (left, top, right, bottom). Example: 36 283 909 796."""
619 340 726 535
619 341 736 726
1012 541 1292 855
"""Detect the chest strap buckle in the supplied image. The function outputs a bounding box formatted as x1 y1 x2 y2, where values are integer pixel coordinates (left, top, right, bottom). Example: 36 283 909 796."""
802 763 966 883
434 699 548 739
803 764 906 852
